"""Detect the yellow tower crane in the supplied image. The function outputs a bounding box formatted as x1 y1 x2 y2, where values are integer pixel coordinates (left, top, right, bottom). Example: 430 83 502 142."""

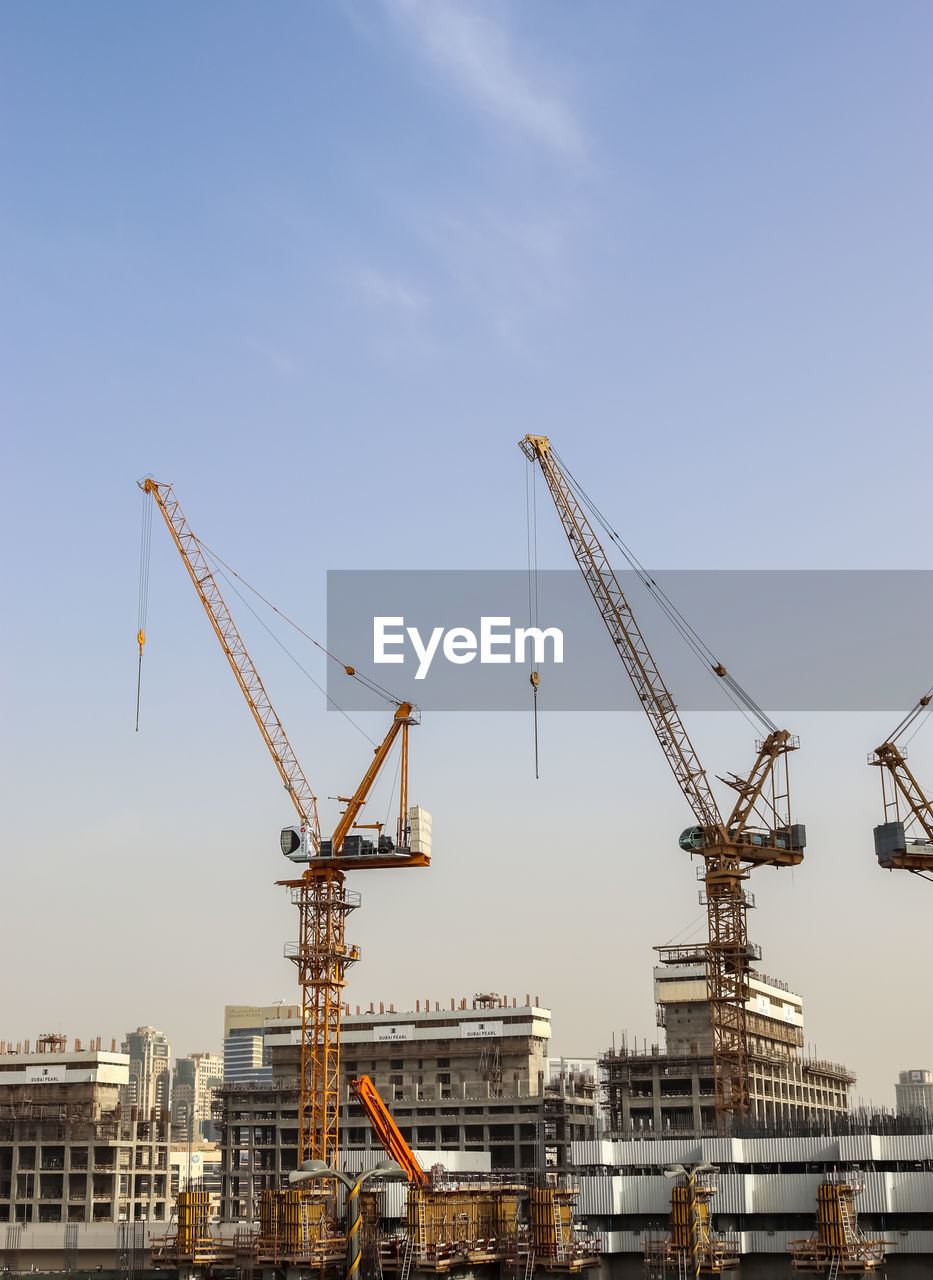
520 436 804 1123
140 478 430 1172
871 689 933 880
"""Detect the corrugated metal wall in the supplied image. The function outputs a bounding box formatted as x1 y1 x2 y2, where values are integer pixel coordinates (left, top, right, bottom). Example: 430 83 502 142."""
571 1131 933 1251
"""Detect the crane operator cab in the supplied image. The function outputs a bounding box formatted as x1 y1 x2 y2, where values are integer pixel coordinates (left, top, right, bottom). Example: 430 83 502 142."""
679 824 807 855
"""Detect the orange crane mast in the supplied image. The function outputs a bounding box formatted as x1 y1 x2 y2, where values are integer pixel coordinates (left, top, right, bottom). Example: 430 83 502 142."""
141 478 430 1171
871 690 933 880
520 436 804 1123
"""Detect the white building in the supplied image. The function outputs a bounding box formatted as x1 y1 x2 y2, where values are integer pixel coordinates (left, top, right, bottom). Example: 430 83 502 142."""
896 1069 933 1120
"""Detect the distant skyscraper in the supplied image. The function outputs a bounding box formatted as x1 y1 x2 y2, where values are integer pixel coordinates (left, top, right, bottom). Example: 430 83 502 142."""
223 1004 299 1085
172 1051 223 1140
895 1069 933 1119
122 1026 171 1114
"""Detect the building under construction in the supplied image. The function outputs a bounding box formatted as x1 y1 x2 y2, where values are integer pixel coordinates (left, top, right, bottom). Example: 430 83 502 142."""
0 1036 170 1230
215 995 598 1222
602 949 854 1138
151 1005 600 1278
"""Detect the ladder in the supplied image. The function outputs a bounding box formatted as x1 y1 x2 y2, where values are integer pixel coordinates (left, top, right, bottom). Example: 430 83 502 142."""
417 1193 427 1261
399 1235 415 1280
827 1255 840 1280
838 1195 856 1250
552 1198 566 1264
524 1247 536 1280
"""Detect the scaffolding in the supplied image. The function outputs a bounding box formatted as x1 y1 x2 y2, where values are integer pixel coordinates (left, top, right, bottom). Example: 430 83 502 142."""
393 1177 599 1275
789 1173 891 1276
642 1169 740 1276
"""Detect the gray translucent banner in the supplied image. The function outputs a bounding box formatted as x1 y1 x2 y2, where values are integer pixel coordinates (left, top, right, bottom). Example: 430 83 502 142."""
326 570 932 712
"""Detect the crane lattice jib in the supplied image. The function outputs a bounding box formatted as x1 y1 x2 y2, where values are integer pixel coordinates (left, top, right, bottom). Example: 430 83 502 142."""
873 742 933 842
142 478 321 843
520 436 723 834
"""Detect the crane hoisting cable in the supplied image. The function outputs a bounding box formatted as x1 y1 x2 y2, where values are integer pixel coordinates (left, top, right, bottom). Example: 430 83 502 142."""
135 486 154 731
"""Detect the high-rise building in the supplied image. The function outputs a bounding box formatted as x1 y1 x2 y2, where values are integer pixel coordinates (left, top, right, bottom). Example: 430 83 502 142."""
895 1068 933 1119
172 1052 223 1140
121 1026 171 1114
222 1004 298 1085
601 947 854 1133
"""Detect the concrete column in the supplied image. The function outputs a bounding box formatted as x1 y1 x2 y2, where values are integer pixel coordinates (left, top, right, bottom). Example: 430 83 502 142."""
691 1064 702 1131
652 1066 662 1133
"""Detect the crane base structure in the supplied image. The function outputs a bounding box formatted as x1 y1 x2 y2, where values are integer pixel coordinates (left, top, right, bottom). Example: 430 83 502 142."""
789 1175 892 1277
642 1169 739 1279
385 1177 599 1276
152 1177 600 1279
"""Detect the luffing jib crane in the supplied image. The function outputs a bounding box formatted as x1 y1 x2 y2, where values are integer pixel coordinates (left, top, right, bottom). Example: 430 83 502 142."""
520 436 805 1122
140 477 430 1173
871 690 933 880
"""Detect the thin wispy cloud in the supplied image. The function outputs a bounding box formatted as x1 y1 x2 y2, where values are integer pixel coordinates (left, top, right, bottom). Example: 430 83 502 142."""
385 0 585 157
355 267 428 313
243 340 296 373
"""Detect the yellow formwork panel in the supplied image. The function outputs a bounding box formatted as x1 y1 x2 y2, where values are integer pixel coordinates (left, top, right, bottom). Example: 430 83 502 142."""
176 1191 211 1255
670 1186 711 1249
817 1184 847 1249
258 1185 332 1258
530 1188 574 1258
407 1187 526 1252
496 1192 521 1241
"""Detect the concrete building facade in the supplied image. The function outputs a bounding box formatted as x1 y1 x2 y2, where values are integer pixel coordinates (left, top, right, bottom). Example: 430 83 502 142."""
216 995 598 1219
0 1039 170 1226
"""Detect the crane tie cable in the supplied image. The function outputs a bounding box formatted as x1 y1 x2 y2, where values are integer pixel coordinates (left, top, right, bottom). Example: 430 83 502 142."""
195 536 410 707
887 687 933 747
203 552 381 749
550 446 778 737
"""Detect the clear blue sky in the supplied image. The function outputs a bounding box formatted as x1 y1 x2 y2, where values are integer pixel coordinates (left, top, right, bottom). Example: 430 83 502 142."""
1 2 930 1105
